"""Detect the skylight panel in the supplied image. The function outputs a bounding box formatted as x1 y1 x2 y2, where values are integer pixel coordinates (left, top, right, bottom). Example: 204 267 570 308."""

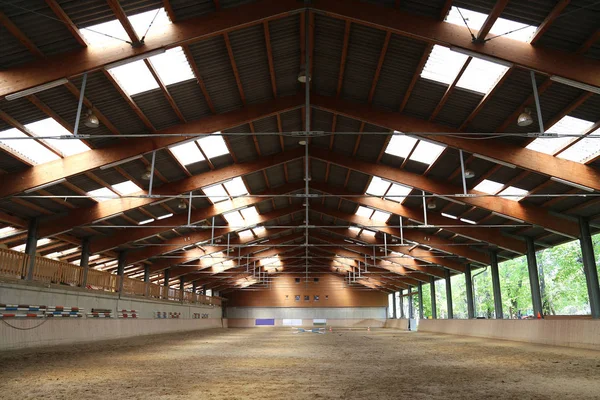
223 211 244 226
253 226 266 236
527 116 595 156
456 57 509 94
355 206 374 219
362 229 376 237
111 180 141 195
203 184 229 203
108 60 158 95
169 141 205 166
198 134 229 159
0 128 60 165
499 186 528 201
240 206 259 221
26 119 90 157
366 176 390 196
445 7 487 30
556 132 600 164
223 177 248 197
421 45 469 85
384 183 412 203
80 19 129 47
384 134 418 158
446 7 537 42
349 226 361 235
129 8 171 39
87 187 118 202
473 179 504 194
409 140 446 165
148 47 194 85
11 238 51 252
238 229 254 240
261 256 280 267
0 226 18 239
371 210 391 222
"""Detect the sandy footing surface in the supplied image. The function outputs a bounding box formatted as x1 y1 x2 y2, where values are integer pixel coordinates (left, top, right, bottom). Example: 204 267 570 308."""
1 328 599 399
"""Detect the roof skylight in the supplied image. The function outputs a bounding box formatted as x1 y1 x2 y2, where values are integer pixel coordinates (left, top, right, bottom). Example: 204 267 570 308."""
87 187 118 202
111 180 142 195
198 134 229 159
224 206 259 229
203 184 229 203
355 206 373 218
527 116 595 156
445 7 537 42
223 210 245 226
0 226 19 239
409 140 446 165
12 238 52 252
148 47 194 85
473 179 504 194
129 8 170 39
556 131 600 164
456 57 509 94
366 176 390 196
384 183 412 204
238 229 254 240
224 177 248 198
109 59 159 96
26 119 90 157
498 186 528 201
384 134 418 158
0 128 60 165
372 210 391 222
169 141 205 166
421 45 469 85
202 178 248 204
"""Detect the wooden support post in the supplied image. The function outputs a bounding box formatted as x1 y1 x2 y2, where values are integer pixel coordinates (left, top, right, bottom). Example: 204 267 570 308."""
464 264 475 319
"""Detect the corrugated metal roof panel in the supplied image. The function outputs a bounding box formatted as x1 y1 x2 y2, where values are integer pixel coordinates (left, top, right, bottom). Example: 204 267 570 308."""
434 88 483 128
1 0 82 56
311 158 327 182
70 72 149 136
313 14 346 97
0 25 36 68
0 151 29 173
285 159 303 183
468 69 541 133
132 89 180 130
280 108 303 150
355 123 388 162
224 123 258 163
340 23 387 103
0 97 47 125
169 0 215 21
57 0 161 27
404 79 446 120
569 94 600 122
168 80 212 122
220 0 258 9
34 85 117 148
253 116 281 156
228 24 273 105
45 184 96 209
346 170 369 194
331 116 361 156
148 149 188 182
536 1 600 53
244 171 266 194
372 35 428 112
269 15 300 97
400 0 449 18
327 164 347 187
188 36 243 114
265 164 285 188
586 41 600 60
310 108 333 149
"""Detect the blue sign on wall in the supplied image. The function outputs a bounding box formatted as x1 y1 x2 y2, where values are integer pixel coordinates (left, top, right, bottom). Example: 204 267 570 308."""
255 319 275 326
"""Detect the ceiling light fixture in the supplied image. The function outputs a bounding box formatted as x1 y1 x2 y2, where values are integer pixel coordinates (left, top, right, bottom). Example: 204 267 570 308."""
426 198 437 209
517 108 533 127
83 109 100 128
178 199 187 209
464 169 475 179
141 165 152 180
5 78 69 101
297 65 311 83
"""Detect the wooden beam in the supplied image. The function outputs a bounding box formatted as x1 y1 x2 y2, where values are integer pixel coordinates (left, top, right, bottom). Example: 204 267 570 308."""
144 59 187 122
496 78 553 132
224 32 246 104
577 28 600 54
459 68 512 130
102 70 156 131
311 94 600 195
44 0 87 47
0 95 303 199
429 57 471 121
309 145 580 238
64 81 120 135
529 0 570 45
263 21 277 98
106 0 140 44
475 0 509 42
399 43 432 112
162 0 177 22
368 31 391 103
0 11 43 57
182 45 216 114
336 21 352 98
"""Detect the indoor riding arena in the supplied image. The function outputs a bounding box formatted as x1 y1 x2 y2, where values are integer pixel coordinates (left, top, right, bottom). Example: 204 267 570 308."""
0 0 599 399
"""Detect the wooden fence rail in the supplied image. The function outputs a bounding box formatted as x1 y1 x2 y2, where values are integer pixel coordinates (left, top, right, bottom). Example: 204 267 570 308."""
0 251 222 306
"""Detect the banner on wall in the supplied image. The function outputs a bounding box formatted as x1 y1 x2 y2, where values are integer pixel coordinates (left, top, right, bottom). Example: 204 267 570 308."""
313 319 327 326
283 319 303 326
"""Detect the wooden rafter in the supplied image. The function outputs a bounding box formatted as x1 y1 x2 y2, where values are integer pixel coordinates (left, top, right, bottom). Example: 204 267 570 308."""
429 57 472 121
0 10 43 57
144 59 187 122
475 0 509 42
44 0 87 46
336 21 352 98
106 0 140 44
399 43 432 112
529 0 571 45
368 31 391 103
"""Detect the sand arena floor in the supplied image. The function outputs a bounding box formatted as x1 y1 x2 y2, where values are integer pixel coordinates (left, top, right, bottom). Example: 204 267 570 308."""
0 327 599 399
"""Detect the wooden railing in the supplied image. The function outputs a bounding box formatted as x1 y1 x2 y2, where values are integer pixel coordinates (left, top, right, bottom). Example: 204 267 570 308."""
0 251 222 307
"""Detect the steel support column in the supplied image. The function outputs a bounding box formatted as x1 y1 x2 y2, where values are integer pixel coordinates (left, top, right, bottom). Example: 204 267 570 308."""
392 292 397 319
163 269 171 299
445 268 453 319
490 250 503 319
579 217 600 319
80 238 90 287
117 251 126 293
430 276 437 319
526 237 543 318
464 263 475 319
408 286 414 319
24 217 38 280
418 282 424 319
179 277 185 301
143 265 150 296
